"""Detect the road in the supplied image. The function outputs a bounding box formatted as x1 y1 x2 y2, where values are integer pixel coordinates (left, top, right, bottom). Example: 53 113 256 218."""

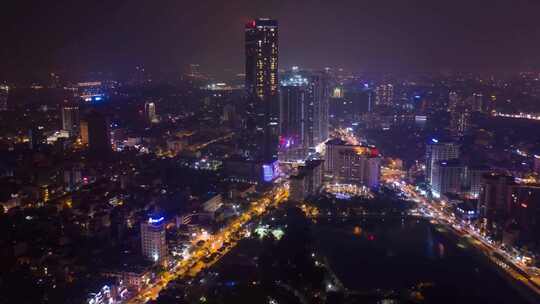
127 184 289 303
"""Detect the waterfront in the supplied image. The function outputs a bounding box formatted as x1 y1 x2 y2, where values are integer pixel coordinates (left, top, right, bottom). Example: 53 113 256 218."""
315 217 531 303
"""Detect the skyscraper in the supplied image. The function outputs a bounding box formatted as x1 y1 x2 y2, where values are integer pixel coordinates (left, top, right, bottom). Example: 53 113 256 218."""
431 159 465 198
245 18 279 161
85 111 111 154
450 108 471 137
448 91 460 111
478 173 516 237
144 101 157 123
141 215 167 264
279 69 330 162
80 120 89 146
61 105 80 135
375 84 394 107
425 138 460 185
245 18 278 103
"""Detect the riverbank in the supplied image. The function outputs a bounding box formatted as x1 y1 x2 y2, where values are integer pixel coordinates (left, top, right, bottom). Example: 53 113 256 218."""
313 216 533 303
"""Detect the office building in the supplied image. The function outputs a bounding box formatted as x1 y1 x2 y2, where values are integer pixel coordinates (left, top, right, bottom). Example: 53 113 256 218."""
425 138 460 185
472 93 484 112
431 160 465 198
144 102 157 123
141 215 167 264
508 184 540 245
478 173 516 237
279 69 330 162
465 165 491 198
450 108 471 137
63 165 82 191
448 91 460 111
478 173 540 244
245 18 279 161
78 81 105 103
375 84 394 107
61 105 80 135
85 111 111 154
325 139 381 188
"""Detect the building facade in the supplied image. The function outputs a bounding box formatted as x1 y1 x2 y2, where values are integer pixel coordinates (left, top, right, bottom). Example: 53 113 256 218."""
245 18 279 162
431 160 465 198
85 111 111 154
290 160 324 201
425 139 460 185
325 139 381 188
140 216 167 264
62 105 80 136
375 84 394 107
279 69 329 162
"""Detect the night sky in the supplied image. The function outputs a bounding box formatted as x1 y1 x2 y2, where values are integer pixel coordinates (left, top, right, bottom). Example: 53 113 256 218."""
2 0 540 79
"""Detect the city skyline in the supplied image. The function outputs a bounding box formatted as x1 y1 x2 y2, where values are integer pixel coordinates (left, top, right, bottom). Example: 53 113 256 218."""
2 2 540 304
2 0 540 81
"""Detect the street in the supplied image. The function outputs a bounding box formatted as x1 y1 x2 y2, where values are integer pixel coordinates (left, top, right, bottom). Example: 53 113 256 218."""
127 185 289 303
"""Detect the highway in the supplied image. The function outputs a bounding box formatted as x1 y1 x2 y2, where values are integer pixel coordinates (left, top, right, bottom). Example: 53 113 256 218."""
127 184 289 303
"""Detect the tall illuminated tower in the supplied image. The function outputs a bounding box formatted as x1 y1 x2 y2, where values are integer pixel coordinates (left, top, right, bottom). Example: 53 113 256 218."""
141 215 167 264
245 18 279 162
144 101 157 123
279 68 330 162
61 105 80 136
425 138 460 186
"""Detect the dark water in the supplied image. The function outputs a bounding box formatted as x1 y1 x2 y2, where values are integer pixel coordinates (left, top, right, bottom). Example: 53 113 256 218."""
315 217 530 303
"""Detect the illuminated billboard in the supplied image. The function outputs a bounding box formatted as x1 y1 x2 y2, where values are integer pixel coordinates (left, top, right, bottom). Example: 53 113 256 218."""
262 161 279 182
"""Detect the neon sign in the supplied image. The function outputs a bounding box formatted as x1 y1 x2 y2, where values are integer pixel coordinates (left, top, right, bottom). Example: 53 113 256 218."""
148 216 164 224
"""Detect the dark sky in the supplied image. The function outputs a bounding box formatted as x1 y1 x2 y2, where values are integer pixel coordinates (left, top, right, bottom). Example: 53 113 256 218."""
1 0 540 80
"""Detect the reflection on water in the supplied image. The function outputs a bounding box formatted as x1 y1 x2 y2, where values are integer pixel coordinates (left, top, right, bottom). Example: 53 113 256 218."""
315 217 529 303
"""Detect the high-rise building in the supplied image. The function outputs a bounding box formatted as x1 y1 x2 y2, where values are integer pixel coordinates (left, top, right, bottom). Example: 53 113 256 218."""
29 126 45 150
464 165 491 198
448 91 460 111
508 184 540 245
472 93 484 112
144 102 157 123
63 164 82 191
61 105 80 135
0 84 8 111
80 120 89 145
245 18 279 103
450 108 471 137
290 160 324 201
325 139 381 188
425 138 460 185
85 111 110 154
141 215 167 264
375 84 394 107
245 18 279 161
279 69 330 162
431 160 465 198
478 173 517 237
